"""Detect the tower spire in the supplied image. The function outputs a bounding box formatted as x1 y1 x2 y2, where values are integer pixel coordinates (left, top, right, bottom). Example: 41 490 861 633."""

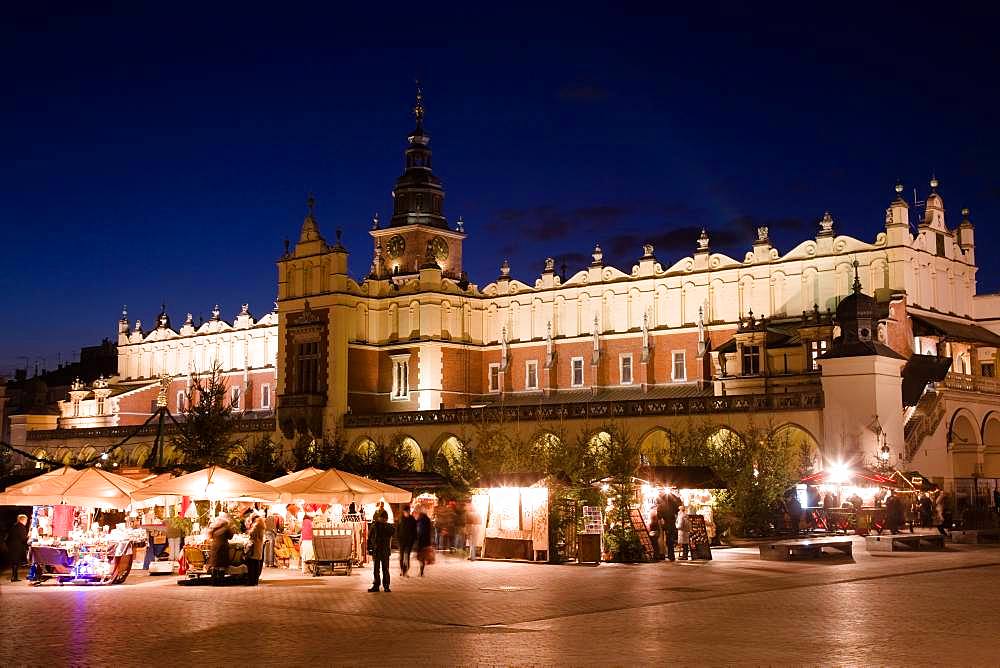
413 80 425 132
852 258 861 294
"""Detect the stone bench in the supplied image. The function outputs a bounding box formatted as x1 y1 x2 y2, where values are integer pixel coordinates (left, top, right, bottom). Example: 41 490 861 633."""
759 539 853 561
949 529 1000 545
865 533 946 552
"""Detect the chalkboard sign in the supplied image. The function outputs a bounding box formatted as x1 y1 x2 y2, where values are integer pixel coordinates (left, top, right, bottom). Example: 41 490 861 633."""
629 508 655 560
688 514 712 560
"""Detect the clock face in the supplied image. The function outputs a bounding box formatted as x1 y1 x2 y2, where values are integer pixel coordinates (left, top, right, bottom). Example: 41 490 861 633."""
430 236 449 261
386 235 406 259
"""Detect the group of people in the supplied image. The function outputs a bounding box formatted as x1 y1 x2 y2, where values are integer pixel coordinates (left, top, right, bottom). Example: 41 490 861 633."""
366 503 434 592
650 491 704 561
782 487 955 536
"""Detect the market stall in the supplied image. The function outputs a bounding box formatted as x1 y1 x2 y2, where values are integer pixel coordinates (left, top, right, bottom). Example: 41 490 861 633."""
267 467 412 572
797 465 899 534
132 465 280 578
0 466 148 585
635 466 727 551
470 473 549 562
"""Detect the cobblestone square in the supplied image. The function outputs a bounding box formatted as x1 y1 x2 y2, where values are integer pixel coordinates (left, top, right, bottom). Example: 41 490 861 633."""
2 537 999 666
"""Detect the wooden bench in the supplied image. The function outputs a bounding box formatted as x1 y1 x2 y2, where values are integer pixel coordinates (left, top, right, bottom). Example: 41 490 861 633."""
865 533 946 552
949 529 1000 545
759 539 853 561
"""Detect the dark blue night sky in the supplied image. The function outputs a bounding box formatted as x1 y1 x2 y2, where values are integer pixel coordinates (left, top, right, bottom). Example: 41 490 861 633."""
3 3 999 375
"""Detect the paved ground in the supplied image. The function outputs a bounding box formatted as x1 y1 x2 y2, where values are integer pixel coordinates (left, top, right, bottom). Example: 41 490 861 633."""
2 534 999 666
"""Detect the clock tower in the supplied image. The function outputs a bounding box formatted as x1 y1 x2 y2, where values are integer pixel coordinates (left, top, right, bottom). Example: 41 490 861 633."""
371 85 465 280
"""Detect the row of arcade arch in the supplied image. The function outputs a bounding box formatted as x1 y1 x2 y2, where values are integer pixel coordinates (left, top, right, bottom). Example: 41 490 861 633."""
947 409 1000 448
347 423 821 472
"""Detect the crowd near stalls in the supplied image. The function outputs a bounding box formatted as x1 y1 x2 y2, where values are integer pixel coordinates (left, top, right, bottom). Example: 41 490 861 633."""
0 464 409 586
790 465 917 535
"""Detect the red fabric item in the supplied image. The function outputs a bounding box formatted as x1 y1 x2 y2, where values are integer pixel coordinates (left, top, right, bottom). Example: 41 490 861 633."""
51 505 75 538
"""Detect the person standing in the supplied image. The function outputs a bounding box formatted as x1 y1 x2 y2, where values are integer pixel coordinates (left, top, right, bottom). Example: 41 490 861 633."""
299 514 314 574
660 491 682 561
919 493 933 528
885 492 903 535
207 514 233 586
6 514 29 582
415 507 434 576
675 506 691 560
397 505 416 576
933 490 949 536
367 511 394 592
993 486 1000 514
245 514 266 586
786 494 803 537
263 512 279 567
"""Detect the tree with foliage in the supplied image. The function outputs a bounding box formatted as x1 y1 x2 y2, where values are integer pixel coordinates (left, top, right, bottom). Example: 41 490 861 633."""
290 426 352 471
232 435 284 481
171 363 247 468
666 417 810 538
352 431 416 478
589 423 644 561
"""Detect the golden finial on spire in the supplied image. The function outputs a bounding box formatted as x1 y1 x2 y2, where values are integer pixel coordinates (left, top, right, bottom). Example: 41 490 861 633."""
413 80 425 124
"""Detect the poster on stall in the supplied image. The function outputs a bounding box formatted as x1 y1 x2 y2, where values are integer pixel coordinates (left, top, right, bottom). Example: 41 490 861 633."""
582 506 603 534
51 505 75 538
523 488 548 552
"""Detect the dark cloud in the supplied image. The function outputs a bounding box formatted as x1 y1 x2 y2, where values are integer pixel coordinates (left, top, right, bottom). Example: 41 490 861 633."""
489 204 633 241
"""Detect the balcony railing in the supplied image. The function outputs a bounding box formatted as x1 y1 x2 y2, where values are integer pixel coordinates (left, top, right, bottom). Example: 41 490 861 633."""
27 415 275 441
941 373 1000 395
344 391 824 429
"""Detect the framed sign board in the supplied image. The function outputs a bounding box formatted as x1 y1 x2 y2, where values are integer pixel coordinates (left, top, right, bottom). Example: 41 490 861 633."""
688 514 712 560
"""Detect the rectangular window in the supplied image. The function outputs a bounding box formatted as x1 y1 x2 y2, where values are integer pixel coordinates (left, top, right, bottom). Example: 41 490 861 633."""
936 233 946 257
620 354 633 385
294 341 321 394
261 385 271 409
672 351 687 381
231 386 241 411
981 363 995 378
741 345 762 376
809 340 829 371
72 399 80 417
392 358 410 399
525 360 539 390
571 357 585 387
96 396 106 416
489 363 501 393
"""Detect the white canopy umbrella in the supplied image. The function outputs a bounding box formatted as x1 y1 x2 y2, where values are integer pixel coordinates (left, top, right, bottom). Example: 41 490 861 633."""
0 466 147 509
269 468 411 504
131 465 280 502
266 467 325 489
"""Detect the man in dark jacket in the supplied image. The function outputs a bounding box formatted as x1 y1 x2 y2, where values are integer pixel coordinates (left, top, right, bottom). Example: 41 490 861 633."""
885 491 904 534
7 514 29 582
367 512 395 592
397 505 417 577
657 492 682 561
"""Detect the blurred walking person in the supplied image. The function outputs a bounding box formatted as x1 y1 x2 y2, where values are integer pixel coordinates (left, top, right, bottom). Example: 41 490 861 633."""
397 505 416 576
415 507 435 576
